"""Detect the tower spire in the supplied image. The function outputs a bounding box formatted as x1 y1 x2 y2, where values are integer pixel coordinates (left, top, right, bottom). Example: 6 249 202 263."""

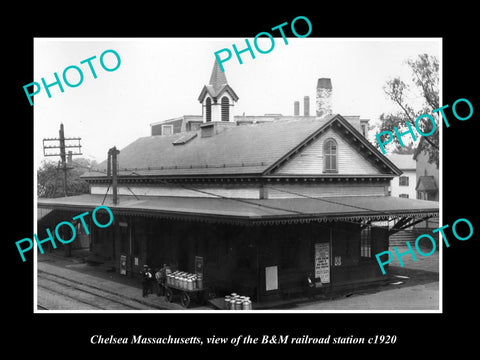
209 59 228 92
198 59 239 123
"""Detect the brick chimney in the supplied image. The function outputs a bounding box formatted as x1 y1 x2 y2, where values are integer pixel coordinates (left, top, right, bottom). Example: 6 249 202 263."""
316 78 332 118
294 101 300 116
304 96 310 116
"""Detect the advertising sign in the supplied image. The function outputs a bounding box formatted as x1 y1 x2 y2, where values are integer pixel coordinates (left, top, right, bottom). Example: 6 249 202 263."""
314 243 330 284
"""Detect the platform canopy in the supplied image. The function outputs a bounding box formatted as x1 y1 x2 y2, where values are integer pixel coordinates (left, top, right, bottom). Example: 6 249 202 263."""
38 194 439 227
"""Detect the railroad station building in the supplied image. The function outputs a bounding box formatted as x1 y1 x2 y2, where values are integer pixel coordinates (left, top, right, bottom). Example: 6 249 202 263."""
38 60 439 303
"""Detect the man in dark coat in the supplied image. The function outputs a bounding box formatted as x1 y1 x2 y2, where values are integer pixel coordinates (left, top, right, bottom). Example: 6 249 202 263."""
155 264 168 296
305 273 316 299
141 265 153 297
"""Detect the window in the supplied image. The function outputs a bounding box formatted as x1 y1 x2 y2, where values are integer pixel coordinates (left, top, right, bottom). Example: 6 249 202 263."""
399 194 409 198
399 176 409 186
221 96 229 121
323 138 338 173
360 226 371 258
205 97 212 122
417 191 428 200
161 125 173 136
76 221 89 235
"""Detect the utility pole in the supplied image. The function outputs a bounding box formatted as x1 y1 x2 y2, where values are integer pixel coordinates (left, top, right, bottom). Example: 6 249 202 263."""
42 124 82 258
43 123 82 197
108 146 120 205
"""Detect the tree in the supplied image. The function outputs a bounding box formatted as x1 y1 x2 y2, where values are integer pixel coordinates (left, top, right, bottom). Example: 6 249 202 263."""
37 158 97 198
377 54 439 167
391 141 416 155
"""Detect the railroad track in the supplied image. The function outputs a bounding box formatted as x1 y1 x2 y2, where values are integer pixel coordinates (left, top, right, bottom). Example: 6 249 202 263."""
37 270 159 310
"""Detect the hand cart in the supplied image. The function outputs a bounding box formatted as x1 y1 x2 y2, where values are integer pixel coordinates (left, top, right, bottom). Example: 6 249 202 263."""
163 283 207 308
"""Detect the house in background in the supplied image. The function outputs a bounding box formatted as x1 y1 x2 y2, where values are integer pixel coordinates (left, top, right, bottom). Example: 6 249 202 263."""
413 137 439 201
411 136 439 234
389 139 440 247
386 154 417 199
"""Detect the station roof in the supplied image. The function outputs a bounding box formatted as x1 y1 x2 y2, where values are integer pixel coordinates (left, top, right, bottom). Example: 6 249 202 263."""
38 194 439 226
82 114 401 180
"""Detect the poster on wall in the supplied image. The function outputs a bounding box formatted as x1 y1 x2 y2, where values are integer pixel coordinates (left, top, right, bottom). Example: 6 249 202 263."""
120 254 127 275
195 256 204 278
314 243 330 284
265 266 278 291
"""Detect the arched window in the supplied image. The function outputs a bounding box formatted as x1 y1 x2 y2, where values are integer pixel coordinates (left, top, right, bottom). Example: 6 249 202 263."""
205 97 212 122
221 96 229 122
323 138 338 173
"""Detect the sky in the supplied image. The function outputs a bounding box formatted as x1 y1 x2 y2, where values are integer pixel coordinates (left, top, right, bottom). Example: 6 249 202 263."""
33 38 441 166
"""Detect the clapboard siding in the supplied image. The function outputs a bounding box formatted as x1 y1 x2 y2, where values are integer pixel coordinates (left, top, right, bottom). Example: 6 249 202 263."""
90 184 259 199
275 127 381 175
267 183 388 199
91 181 388 199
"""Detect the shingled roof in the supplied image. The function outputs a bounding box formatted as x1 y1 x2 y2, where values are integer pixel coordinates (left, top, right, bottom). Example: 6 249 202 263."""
416 175 438 192
82 114 401 180
387 153 416 170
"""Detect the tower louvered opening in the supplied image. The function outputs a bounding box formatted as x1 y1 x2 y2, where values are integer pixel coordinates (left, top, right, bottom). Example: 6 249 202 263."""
221 96 229 122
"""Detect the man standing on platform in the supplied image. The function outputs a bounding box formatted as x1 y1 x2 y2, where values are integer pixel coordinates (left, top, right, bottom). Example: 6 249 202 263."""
155 264 168 296
141 265 153 297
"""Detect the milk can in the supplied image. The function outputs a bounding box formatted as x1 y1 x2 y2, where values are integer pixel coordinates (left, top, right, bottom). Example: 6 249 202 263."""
242 300 252 310
196 274 203 289
224 295 231 309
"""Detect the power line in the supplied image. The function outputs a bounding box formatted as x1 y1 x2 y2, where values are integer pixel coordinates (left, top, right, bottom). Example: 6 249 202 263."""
75 163 435 232
85 165 393 219
155 178 308 217
83 165 429 220
267 186 395 219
